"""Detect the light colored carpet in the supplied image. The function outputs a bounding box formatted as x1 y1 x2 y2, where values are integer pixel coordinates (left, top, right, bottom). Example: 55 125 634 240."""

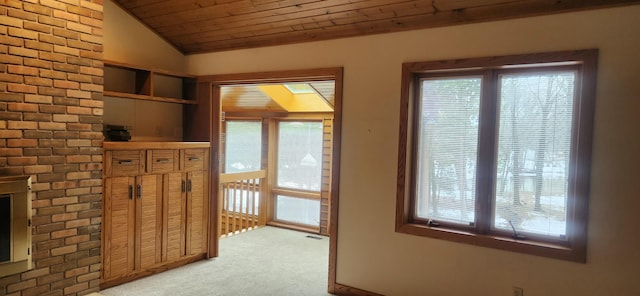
99 226 332 296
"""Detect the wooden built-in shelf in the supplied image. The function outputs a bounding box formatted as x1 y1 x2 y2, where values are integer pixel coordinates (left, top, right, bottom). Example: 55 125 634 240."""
103 60 197 105
103 90 197 105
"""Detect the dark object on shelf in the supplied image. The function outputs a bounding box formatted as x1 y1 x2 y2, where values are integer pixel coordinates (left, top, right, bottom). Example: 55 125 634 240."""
104 125 131 141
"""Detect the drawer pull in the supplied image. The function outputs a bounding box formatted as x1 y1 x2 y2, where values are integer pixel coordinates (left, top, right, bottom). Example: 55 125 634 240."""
188 157 201 161
156 159 171 164
118 160 134 165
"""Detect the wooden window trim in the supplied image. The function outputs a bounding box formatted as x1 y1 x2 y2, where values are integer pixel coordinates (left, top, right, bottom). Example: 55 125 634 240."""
396 49 598 262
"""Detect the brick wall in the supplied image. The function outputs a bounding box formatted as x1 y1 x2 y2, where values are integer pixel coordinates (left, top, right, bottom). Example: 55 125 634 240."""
0 0 103 295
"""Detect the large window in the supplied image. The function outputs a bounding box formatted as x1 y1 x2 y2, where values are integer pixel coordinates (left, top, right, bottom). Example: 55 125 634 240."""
396 50 597 262
224 120 262 173
274 120 324 227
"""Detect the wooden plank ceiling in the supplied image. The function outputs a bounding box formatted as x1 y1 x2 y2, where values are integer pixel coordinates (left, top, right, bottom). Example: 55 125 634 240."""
113 0 640 54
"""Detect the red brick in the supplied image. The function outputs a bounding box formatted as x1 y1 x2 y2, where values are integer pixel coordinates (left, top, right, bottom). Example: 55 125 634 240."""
24 21 52 34
76 271 100 283
64 266 89 279
8 156 38 165
7 139 37 147
9 46 38 58
53 79 80 89
39 122 67 130
24 57 52 70
52 196 79 206
8 27 39 39
7 279 36 293
0 15 22 28
64 282 89 295
0 130 23 138
7 65 39 76
65 219 90 229
51 244 77 256
8 121 38 130
8 102 38 112
25 94 53 104
7 83 38 94
38 14 66 28
7 6 38 21
25 39 53 52
67 171 91 180
21 267 50 280
52 212 77 222
67 106 92 115
41 0 67 10
51 228 77 239
25 76 53 87
0 148 23 156
23 2 53 16
24 165 53 174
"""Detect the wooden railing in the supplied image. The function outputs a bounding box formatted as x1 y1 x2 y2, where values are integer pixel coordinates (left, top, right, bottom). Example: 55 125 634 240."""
219 170 266 237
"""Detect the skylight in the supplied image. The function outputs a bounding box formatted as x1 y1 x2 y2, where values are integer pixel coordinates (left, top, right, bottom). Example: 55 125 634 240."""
284 83 315 94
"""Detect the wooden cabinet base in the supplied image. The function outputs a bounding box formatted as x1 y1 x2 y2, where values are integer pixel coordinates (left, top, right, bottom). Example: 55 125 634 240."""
100 253 206 289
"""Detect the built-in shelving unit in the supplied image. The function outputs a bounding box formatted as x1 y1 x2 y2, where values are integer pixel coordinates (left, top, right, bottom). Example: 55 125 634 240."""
103 60 197 105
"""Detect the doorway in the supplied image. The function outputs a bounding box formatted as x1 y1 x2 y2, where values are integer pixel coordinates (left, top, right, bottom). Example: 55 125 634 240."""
218 83 334 235
186 68 342 293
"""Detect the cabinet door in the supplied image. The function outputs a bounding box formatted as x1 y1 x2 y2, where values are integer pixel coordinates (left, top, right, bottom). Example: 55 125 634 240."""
137 175 163 270
164 172 186 262
104 177 135 280
186 170 208 256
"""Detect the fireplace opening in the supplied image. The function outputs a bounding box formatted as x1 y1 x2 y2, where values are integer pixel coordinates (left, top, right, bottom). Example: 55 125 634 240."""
0 176 32 277
0 194 10 263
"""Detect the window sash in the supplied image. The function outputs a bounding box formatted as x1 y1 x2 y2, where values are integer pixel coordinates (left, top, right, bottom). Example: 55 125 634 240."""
397 50 597 262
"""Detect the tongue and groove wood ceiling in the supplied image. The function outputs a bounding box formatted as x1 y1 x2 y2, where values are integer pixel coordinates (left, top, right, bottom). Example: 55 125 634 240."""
113 0 639 54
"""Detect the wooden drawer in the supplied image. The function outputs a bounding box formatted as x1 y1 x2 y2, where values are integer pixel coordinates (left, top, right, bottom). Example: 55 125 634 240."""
107 150 144 176
183 149 207 171
148 149 178 173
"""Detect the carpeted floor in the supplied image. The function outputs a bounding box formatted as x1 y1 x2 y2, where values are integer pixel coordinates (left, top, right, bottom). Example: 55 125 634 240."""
99 226 332 296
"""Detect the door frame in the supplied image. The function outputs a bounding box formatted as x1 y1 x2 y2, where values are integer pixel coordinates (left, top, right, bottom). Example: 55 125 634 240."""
193 67 343 293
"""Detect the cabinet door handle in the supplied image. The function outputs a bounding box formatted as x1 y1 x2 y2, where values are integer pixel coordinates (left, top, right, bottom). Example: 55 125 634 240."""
119 160 134 165
188 157 200 161
182 180 186 193
137 184 142 199
187 180 192 192
128 185 133 200
156 159 171 164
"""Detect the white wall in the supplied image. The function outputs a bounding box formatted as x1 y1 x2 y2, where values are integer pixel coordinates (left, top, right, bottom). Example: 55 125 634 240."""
103 0 185 141
187 6 640 296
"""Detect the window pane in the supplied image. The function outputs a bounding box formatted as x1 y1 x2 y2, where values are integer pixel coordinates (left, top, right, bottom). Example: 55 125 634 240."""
225 121 261 173
276 195 320 226
415 77 481 225
494 72 575 237
277 121 323 191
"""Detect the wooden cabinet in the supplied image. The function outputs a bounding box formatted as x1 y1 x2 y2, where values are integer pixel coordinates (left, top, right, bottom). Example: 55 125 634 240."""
102 142 210 288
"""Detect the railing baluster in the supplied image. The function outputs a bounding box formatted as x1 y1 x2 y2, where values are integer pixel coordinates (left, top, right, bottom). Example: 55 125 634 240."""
219 170 266 237
250 178 257 228
223 183 229 236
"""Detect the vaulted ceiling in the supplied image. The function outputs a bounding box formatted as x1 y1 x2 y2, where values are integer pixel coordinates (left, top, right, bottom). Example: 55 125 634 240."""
113 0 640 54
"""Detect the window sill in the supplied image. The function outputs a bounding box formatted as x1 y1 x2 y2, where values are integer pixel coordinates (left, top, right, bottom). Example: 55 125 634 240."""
396 222 585 263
